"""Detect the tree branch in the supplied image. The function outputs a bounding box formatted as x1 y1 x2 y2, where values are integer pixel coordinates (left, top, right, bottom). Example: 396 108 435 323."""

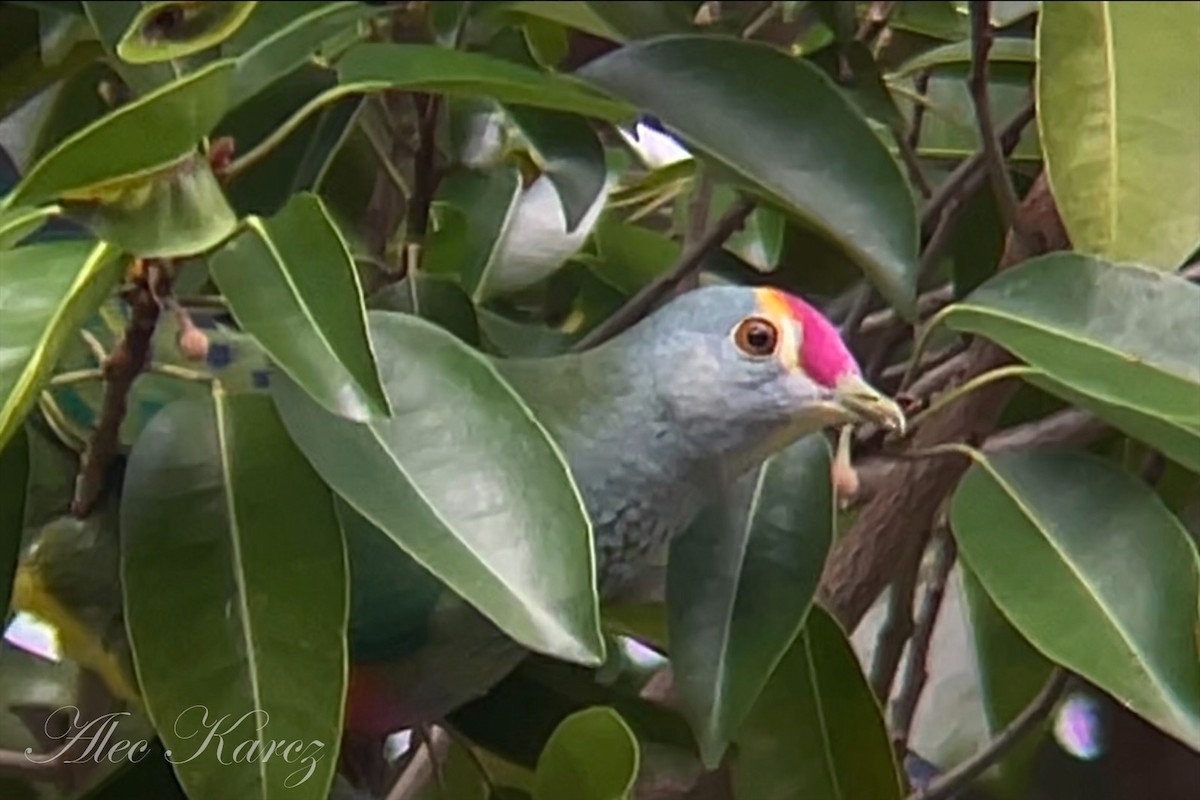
910 669 1070 800
572 197 756 350
869 549 920 701
71 262 165 517
818 170 1070 632
968 2 1021 229
890 530 957 744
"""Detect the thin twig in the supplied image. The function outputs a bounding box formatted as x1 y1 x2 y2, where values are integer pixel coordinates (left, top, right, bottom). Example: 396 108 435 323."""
71 262 165 517
906 71 932 153
910 669 1070 800
920 97 1035 236
892 127 932 198
856 0 898 43
572 198 756 350
968 2 1022 230
890 530 957 744
869 553 921 701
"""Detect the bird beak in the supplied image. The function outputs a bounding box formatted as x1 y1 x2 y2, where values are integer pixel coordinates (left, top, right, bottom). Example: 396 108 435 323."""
834 373 907 435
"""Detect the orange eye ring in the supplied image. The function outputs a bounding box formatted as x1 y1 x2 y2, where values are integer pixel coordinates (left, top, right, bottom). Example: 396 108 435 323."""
733 316 780 358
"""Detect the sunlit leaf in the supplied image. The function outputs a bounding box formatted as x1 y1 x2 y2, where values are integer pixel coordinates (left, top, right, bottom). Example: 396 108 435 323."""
533 707 639 800
1038 1 1200 269
0 205 61 250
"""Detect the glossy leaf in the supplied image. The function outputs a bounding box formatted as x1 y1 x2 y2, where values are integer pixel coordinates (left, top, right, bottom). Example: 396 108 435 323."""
506 105 608 233
667 434 833 768
82 1 177 93
0 240 120 452
941 254 1200 424
210 192 389 422
63 151 238 258
496 1 623 41
116 1 258 64
367 272 481 347
533 707 639 800
120 389 348 800
1023 371 1200 475
1038 2 1200 269
336 42 634 121
0 204 60 250
229 1 379 108
591 213 679 294
734 606 905 800
0 428 29 617
894 36 1035 76
270 310 604 666
423 165 522 294
950 450 1200 749
3 58 234 207
576 36 919 316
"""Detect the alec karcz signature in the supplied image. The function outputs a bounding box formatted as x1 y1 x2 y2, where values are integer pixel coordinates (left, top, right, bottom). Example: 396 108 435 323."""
25 705 326 788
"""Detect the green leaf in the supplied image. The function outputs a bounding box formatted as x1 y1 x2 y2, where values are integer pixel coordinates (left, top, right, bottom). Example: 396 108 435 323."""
734 606 905 800
1038 1 1200 269
367 272 481 347
412 736 491 800
116 1 258 64
583 1 699 40
0 428 29 617
229 1 378 108
0 240 120 452
990 1 1039 28
591 213 679 294
270 310 604 666
533 707 639 800
1023 371 1200 475
725 204 785 274
505 105 607 233
336 42 634 121
667 434 834 768
949 450 1200 749
82 1 177 92
893 36 1035 76
424 165 522 293
576 36 920 316
210 192 387 422
496 1 623 42
941 253 1200 424
0 204 61 250
120 389 348 800
63 151 238 258
3 58 234 207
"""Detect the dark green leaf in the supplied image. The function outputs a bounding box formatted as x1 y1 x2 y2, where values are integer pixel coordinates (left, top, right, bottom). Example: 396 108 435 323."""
533 707 639 800
1038 1 1200 269
336 42 634 121
949 450 1200 749
81 1 177 92
0 240 121 452
3 58 234 206
496 1 623 41
576 36 920 316
893 36 1035 76
229 1 379 108
505 105 607 233
591 213 679 294
367 272 481 347
941 254 1200 423
63 151 238 258
271 310 604 666
121 390 348 800
424 165 522 294
583 1 699 40
116 1 258 64
667 434 833 768
0 428 29 616
734 606 905 800
211 192 389 422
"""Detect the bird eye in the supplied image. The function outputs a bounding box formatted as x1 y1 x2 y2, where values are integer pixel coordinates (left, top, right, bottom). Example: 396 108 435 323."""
733 317 779 358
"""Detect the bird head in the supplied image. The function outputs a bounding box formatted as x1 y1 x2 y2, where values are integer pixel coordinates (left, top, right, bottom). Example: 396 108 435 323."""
622 284 905 470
